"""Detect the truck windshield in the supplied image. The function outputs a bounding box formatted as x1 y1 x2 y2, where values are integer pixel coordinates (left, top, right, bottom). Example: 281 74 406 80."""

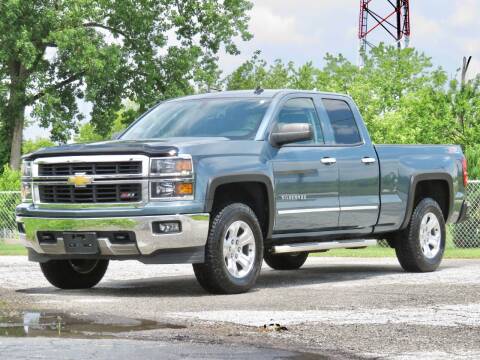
120 98 271 140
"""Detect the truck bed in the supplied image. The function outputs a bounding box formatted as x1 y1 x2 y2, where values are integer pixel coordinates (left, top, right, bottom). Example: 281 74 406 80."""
373 144 465 233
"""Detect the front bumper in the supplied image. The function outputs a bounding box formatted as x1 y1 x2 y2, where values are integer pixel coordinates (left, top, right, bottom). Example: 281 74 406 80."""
16 214 209 257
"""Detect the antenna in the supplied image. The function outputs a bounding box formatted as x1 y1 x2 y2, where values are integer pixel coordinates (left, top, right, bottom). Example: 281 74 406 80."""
358 0 411 63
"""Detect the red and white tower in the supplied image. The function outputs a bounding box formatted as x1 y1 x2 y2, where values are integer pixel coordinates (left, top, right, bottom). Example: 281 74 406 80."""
358 0 411 56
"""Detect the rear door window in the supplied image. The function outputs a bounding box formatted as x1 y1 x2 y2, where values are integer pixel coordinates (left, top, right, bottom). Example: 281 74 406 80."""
322 99 362 145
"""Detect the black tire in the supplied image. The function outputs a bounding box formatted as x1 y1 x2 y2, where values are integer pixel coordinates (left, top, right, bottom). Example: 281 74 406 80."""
264 252 309 270
193 203 263 294
40 259 109 289
395 198 446 272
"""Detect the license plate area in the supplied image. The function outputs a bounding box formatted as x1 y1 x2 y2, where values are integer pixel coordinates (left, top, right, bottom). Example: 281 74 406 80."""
63 232 99 254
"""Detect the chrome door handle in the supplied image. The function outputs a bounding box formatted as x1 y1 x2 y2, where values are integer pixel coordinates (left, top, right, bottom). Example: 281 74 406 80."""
361 157 376 164
321 157 337 165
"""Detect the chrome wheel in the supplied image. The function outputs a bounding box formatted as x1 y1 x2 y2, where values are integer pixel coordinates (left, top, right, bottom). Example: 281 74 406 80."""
223 220 256 278
419 212 441 259
69 259 99 274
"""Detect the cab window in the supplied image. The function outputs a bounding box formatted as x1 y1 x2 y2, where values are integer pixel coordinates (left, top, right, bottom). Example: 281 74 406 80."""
322 99 362 145
275 98 324 144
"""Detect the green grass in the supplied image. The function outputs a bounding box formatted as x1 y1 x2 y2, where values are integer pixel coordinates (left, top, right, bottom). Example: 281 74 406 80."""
312 246 480 259
1 241 479 258
0 242 27 256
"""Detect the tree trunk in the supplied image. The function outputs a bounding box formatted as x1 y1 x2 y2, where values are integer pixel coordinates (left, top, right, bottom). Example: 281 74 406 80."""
6 60 27 170
9 105 25 170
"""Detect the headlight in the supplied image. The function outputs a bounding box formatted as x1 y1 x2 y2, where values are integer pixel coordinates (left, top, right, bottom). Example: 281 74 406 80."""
21 182 32 202
150 157 193 177
150 181 194 200
21 160 32 178
149 156 194 200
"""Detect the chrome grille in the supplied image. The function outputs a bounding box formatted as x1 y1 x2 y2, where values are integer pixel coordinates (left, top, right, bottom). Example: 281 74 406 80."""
38 184 142 203
38 162 142 176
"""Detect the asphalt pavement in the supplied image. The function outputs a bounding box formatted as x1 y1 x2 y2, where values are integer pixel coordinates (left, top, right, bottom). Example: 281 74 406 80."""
0 256 479 359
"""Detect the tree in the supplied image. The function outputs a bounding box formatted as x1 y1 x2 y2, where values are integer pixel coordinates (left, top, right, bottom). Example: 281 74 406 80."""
226 46 480 177
22 137 55 154
75 110 127 143
0 0 253 169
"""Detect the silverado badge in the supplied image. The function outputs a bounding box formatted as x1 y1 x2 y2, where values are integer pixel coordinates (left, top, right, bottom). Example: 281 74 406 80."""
67 173 93 188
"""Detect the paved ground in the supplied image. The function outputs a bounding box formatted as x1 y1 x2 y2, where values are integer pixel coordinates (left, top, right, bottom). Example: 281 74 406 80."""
1 256 480 359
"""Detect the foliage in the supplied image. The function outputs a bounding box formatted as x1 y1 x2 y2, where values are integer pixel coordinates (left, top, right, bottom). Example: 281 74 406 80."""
227 45 480 177
0 0 253 168
22 137 55 154
465 146 480 180
0 165 20 191
74 109 129 143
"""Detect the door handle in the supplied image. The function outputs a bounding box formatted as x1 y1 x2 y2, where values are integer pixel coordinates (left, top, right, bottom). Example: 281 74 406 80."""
321 157 337 165
361 157 376 164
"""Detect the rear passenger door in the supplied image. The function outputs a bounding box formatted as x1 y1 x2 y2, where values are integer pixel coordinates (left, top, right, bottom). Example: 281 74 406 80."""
320 97 380 234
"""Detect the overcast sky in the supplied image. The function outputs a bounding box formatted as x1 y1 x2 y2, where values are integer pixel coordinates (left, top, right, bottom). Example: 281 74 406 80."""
25 0 480 140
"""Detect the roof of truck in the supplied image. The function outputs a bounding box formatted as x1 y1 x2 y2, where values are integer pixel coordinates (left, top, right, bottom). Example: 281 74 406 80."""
168 89 349 101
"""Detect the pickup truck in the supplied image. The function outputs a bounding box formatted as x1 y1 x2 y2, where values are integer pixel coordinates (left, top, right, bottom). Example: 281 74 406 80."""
16 89 469 294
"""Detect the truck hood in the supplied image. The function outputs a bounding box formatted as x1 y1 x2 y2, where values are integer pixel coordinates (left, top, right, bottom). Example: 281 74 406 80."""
25 137 230 160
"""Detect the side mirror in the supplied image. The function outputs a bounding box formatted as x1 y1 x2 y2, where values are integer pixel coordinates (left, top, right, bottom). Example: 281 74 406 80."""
270 123 313 147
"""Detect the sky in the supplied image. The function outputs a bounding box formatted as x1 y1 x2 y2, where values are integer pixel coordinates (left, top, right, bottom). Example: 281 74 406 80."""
25 0 480 139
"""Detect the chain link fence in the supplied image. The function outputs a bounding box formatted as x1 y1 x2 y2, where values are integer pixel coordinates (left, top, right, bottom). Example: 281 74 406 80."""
449 180 480 248
0 183 479 248
0 191 21 243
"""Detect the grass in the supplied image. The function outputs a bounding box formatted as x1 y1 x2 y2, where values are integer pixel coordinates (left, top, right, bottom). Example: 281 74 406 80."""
1 241 479 259
0 242 27 256
312 246 480 259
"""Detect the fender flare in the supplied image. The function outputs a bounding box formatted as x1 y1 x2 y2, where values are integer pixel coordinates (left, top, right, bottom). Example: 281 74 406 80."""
204 174 275 239
400 172 454 229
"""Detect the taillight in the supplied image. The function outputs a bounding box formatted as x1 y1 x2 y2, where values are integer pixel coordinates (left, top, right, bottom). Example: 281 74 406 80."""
462 157 468 187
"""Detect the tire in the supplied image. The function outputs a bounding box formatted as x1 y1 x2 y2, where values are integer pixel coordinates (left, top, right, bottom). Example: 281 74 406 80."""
264 251 308 270
193 203 263 294
40 259 109 289
394 198 446 272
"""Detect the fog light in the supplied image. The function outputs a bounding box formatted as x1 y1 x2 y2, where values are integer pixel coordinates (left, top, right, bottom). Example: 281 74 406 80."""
152 221 181 234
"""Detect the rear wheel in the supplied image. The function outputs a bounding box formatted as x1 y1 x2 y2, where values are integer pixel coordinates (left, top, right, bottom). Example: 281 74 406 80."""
193 203 263 294
264 252 309 270
395 198 446 272
40 259 109 289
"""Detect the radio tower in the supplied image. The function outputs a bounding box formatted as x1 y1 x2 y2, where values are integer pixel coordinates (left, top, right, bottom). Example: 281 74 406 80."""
358 0 411 61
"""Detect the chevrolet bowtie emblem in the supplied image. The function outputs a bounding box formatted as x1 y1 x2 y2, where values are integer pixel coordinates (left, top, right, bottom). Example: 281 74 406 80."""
67 173 93 188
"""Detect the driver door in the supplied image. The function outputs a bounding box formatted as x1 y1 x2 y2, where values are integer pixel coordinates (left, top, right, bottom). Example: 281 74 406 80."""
270 97 340 235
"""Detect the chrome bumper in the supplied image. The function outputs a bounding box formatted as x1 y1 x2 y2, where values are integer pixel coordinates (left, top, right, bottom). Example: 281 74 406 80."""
16 214 209 256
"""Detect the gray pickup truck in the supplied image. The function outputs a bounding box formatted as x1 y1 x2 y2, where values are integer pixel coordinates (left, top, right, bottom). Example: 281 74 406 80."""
16 90 469 294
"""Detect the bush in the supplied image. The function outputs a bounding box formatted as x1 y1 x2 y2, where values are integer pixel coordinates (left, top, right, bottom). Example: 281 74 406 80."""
0 165 20 191
465 146 480 180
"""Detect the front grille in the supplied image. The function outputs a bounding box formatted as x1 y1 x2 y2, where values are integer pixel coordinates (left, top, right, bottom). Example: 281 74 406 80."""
38 162 142 176
38 184 142 203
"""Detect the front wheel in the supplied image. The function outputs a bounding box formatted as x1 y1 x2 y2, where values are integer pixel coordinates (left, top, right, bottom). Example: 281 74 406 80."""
193 203 263 294
395 198 446 272
40 259 109 289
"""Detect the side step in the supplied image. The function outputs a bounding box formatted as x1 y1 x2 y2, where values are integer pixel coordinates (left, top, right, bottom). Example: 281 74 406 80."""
272 239 378 254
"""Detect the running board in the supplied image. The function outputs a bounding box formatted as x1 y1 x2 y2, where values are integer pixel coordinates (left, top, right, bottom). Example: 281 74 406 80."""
272 239 378 254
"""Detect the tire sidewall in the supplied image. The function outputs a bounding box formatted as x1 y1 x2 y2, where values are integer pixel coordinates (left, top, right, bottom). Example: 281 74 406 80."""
212 204 263 290
411 199 446 270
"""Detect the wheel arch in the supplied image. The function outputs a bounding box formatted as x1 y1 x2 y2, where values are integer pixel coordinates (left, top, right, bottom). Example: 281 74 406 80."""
400 173 454 230
205 174 275 239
